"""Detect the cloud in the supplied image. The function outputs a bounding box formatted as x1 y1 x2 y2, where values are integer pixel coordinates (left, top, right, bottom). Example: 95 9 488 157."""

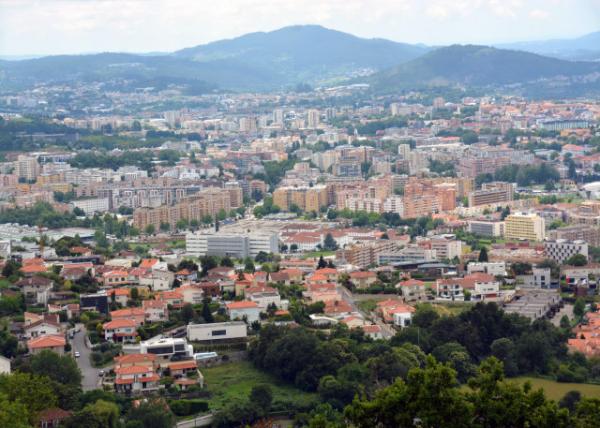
529 8 550 19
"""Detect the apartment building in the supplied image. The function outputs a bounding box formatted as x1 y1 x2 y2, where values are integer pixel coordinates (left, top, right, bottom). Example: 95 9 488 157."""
15 155 39 181
548 225 600 247
468 182 514 207
544 239 589 264
504 213 545 241
402 178 456 218
273 185 328 213
336 240 398 268
467 219 505 237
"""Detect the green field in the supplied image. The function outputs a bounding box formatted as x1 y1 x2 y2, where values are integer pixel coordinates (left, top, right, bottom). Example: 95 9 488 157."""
511 377 600 401
301 250 335 259
202 361 317 411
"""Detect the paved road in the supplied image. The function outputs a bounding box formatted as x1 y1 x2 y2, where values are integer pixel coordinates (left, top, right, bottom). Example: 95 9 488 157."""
337 286 396 339
72 323 101 391
177 414 214 428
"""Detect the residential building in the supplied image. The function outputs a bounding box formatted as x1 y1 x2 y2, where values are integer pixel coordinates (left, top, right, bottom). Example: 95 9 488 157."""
27 335 66 355
186 230 279 258
467 262 506 277
467 219 505 237
349 271 378 289
273 185 328 213
468 182 514 207
504 212 545 241
103 319 138 343
187 321 248 342
396 279 427 302
226 301 261 323
544 239 589 264
548 224 600 247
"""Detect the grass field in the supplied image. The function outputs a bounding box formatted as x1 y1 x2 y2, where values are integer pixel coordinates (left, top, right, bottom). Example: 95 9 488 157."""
511 377 600 401
301 250 335 259
202 361 317 411
429 302 472 316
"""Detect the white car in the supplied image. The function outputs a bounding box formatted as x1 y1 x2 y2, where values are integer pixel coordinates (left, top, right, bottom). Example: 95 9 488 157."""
74 351 81 358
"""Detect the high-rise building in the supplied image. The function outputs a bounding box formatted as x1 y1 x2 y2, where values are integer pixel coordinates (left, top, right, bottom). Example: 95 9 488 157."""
306 109 320 129
272 185 328 213
468 182 514 207
505 213 545 242
239 117 257 133
186 231 279 258
272 109 284 126
15 155 39 181
544 239 588 264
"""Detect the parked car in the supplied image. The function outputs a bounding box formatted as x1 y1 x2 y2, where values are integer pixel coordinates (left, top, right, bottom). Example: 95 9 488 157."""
99 369 105 377
74 351 81 358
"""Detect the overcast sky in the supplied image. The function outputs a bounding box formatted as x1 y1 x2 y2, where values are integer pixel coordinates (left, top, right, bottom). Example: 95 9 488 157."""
1 0 599 56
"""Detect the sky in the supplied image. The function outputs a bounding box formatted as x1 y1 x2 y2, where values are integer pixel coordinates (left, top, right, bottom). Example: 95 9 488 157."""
0 0 599 56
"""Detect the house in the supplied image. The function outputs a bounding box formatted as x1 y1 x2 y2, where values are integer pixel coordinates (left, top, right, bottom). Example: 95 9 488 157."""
179 284 204 305
349 271 377 289
139 270 174 291
314 268 339 283
0 355 10 374
158 289 184 308
226 301 261 323
396 279 427 302
38 408 72 428
341 315 365 329
323 299 353 317
245 286 284 309
361 324 383 340
16 276 53 305
27 334 66 355
114 353 160 395
142 299 169 322
103 319 138 343
436 273 500 301
21 258 48 276
166 360 199 379
107 288 130 306
110 307 145 326
80 292 109 314
304 283 339 303
377 299 415 326
176 268 197 282
269 268 303 285
24 315 61 339
102 270 132 287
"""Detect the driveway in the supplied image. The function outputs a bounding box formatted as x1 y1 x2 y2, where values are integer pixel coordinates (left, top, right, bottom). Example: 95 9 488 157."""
72 323 102 391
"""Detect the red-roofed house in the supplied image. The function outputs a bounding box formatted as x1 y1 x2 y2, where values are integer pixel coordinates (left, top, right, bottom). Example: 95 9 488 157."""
28 334 66 355
103 319 138 343
377 299 416 327
142 299 169 322
158 289 183 308
113 353 160 394
37 407 72 428
110 307 145 326
323 300 353 317
396 279 427 302
226 301 260 323
107 288 130 306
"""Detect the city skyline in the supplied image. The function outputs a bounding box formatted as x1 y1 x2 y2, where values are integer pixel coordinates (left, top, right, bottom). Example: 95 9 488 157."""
0 0 599 56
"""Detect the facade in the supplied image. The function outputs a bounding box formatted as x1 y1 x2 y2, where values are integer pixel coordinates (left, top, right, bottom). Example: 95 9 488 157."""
273 185 328 213
187 321 248 342
467 262 506 276
504 213 545 241
186 231 279 258
468 182 514 207
544 239 589 264
71 197 110 214
226 301 261 323
467 220 505 237
548 225 600 247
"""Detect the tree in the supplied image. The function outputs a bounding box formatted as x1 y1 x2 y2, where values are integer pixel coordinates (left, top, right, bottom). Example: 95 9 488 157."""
144 224 155 235
220 256 234 267
250 384 273 415
478 247 489 262
159 222 170 232
574 298 586 319
559 390 582 413
0 392 30 428
565 254 587 267
181 303 196 324
65 400 120 428
412 304 440 329
0 329 18 358
201 299 214 323
244 258 255 273
0 372 57 425
317 256 327 270
2 259 21 278
323 233 338 251
126 399 176 428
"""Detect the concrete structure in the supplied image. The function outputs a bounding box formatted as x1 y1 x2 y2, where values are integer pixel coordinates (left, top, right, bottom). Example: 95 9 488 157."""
467 220 505 237
273 185 328 213
544 239 589 264
226 301 260 323
467 262 506 276
0 355 10 374
468 182 514 207
71 197 110 214
504 213 545 241
187 321 248 342
186 231 279 258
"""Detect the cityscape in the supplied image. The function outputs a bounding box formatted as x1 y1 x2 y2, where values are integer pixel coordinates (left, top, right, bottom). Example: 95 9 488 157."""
1 1 600 427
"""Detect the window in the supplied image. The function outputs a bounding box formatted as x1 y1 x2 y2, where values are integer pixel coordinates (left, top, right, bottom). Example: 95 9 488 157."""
211 329 227 336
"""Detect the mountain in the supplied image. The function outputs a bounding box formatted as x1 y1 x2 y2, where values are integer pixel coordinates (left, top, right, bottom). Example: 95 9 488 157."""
499 31 600 61
0 25 429 93
368 45 600 95
175 25 429 83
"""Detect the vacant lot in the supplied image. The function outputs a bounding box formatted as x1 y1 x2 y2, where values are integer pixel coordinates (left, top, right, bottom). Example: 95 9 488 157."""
202 361 317 411
512 377 600 401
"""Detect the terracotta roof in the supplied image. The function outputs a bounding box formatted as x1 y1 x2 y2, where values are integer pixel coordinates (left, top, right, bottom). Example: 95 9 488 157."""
28 334 65 349
139 259 159 269
37 408 72 422
168 360 197 370
115 365 153 375
350 271 376 279
103 319 137 330
110 307 144 318
227 301 259 309
115 353 157 364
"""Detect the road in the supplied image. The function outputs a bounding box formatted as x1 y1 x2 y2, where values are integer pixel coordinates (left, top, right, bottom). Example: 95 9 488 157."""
177 414 214 428
72 323 102 391
337 285 396 339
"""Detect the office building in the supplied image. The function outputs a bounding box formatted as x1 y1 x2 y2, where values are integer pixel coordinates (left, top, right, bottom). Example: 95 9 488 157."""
467 220 505 237
186 230 279 258
468 182 514 207
187 321 248 342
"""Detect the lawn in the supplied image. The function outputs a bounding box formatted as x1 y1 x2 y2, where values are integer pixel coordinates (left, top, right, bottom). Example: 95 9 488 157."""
511 377 600 401
301 250 335 259
202 361 317 411
429 302 472 316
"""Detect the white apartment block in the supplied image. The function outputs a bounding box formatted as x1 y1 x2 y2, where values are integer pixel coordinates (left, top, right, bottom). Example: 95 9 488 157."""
186 231 279 258
71 197 110 214
544 239 589 264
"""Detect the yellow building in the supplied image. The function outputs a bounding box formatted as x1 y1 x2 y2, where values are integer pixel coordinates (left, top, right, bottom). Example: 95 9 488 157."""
504 212 545 242
273 185 328 213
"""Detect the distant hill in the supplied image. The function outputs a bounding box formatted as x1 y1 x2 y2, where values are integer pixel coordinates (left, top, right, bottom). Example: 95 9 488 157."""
499 31 600 61
368 45 600 95
175 25 429 83
0 25 428 93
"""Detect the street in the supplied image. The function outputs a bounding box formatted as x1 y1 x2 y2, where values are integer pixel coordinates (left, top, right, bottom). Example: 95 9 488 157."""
72 323 102 391
337 285 396 339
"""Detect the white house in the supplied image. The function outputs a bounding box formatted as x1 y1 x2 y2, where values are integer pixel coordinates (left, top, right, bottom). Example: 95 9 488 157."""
226 301 261 324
